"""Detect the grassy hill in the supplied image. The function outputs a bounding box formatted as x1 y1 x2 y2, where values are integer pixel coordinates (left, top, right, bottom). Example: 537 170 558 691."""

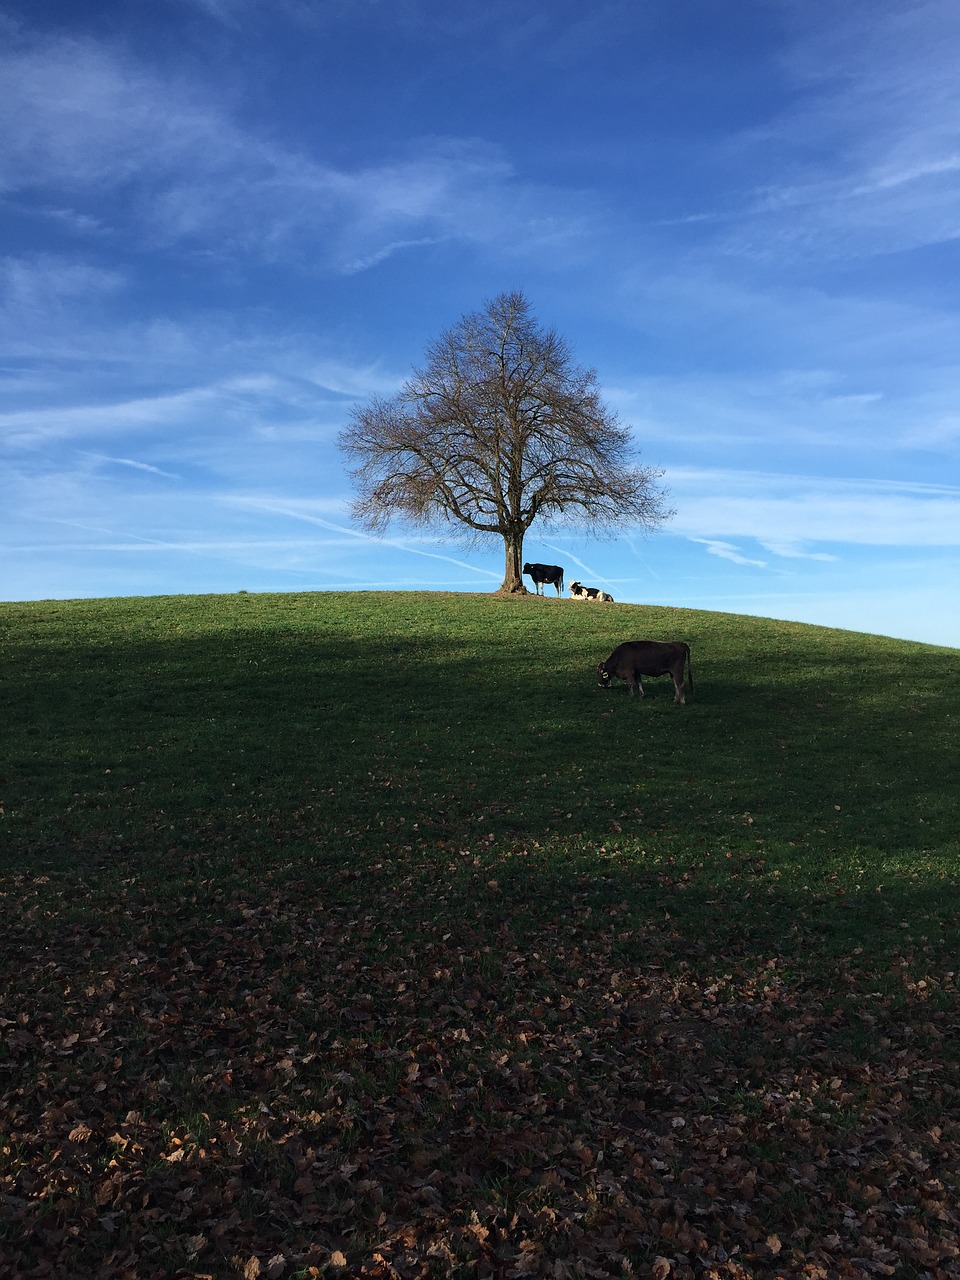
2 590 959 1278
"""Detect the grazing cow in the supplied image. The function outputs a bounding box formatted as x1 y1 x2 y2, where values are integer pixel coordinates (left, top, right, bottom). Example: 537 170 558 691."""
597 640 694 704
569 580 615 603
523 562 564 597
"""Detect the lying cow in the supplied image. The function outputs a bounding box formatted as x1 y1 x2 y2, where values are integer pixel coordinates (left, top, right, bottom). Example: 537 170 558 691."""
597 640 694 704
523 562 564 597
570 580 615 602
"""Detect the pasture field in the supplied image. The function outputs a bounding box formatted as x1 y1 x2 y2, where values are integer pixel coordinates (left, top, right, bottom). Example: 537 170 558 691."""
1 589 959 1279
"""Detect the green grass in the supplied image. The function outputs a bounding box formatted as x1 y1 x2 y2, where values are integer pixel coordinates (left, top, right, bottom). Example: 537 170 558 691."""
1 589 959 1278
4 591 957 959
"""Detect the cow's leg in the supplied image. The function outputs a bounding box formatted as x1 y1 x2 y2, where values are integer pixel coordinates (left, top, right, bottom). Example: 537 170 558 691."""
673 673 685 704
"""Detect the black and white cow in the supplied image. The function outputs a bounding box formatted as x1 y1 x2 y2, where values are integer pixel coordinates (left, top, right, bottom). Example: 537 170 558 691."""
569 580 614 602
596 640 694 704
523 562 564 597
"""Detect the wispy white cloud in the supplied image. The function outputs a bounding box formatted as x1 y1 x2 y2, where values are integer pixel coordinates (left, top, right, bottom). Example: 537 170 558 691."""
225 496 502 579
850 153 960 197
0 256 409 429
300 359 402 400
84 454 180 479
606 313 960 462
0 254 124 317
0 366 370 451
8 535 337 554
689 538 767 569
341 237 447 275
671 468 960 549
758 540 837 563
762 5 957 259
701 0 960 262
0 32 587 271
180 0 248 21
0 385 228 447
537 538 612 590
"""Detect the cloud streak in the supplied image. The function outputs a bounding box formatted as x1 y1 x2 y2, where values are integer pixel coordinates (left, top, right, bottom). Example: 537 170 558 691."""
0 32 587 272
671 469 960 550
689 538 767 569
84 454 180 479
697 0 960 263
226 498 502 580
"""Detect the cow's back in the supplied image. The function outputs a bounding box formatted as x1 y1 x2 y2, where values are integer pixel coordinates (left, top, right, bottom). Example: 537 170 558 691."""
609 640 673 675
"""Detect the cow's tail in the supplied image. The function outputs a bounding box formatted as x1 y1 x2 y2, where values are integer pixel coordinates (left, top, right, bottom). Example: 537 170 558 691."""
685 643 694 698
558 570 564 597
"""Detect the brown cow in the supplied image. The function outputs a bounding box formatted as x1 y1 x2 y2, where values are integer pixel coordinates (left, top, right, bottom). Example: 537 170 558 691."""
596 640 693 704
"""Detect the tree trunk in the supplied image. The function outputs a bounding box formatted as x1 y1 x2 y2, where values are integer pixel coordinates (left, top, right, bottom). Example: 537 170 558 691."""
498 530 527 593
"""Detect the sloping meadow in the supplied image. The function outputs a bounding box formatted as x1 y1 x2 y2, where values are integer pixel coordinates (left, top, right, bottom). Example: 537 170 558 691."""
2 590 959 1278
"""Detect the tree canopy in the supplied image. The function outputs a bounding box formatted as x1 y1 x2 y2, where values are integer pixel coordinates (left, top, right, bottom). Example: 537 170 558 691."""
338 291 673 593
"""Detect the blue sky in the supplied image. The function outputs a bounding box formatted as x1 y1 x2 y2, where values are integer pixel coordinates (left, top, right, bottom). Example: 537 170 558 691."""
2 0 959 647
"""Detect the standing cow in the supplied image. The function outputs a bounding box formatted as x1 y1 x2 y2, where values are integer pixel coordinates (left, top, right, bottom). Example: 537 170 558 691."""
597 640 694 704
523 562 564 597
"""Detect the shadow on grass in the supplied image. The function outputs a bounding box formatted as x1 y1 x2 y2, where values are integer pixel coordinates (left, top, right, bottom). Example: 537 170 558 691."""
3 596 960 1280
5 613 959 875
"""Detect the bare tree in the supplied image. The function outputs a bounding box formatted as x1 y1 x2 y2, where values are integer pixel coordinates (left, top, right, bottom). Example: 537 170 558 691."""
338 291 673 593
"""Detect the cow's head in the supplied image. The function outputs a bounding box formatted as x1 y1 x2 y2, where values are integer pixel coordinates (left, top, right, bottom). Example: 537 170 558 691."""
596 661 612 689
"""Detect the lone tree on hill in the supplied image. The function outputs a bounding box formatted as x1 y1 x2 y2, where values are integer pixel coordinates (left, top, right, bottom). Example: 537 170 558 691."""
338 291 673 593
